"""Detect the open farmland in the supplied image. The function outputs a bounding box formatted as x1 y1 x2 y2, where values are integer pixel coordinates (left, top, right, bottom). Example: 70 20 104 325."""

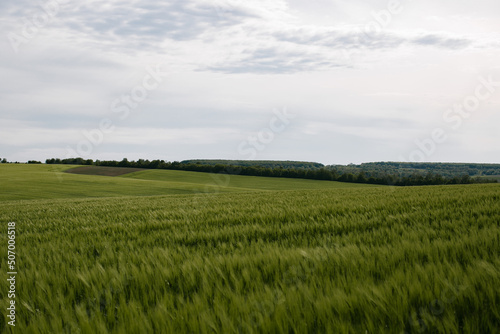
0 165 377 202
0 165 499 333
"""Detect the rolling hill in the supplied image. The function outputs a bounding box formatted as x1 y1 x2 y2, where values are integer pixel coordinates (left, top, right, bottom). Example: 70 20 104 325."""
0 164 378 202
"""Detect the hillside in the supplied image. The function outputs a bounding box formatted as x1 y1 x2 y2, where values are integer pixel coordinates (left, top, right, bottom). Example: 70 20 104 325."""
42 158 499 185
0 165 377 202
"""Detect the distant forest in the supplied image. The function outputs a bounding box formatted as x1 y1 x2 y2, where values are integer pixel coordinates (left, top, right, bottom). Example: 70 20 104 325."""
181 160 324 169
41 158 499 186
329 162 500 178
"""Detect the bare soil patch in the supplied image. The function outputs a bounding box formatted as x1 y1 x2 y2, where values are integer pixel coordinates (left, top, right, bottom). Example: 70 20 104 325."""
65 166 146 177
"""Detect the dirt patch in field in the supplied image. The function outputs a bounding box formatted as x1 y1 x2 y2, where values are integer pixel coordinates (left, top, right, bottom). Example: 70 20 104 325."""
65 166 146 177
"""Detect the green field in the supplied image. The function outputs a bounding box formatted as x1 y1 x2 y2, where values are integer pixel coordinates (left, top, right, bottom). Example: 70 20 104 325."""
0 165 499 333
0 165 377 202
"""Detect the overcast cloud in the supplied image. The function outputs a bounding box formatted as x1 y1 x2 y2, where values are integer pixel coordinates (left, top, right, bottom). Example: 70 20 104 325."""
1 0 499 164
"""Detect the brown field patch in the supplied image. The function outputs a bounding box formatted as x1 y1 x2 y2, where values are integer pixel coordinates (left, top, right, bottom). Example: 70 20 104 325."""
64 166 146 177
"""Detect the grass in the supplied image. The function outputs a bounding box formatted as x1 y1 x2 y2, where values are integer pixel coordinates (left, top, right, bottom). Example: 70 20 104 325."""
65 166 147 177
121 168 379 191
0 164 229 201
0 165 376 202
0 165 499 333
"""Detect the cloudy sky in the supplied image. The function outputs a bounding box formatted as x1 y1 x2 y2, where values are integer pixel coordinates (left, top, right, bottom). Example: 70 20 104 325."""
1 0 499 164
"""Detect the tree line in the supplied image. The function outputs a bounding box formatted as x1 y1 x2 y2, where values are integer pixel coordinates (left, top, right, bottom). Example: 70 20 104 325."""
0 158 41 164
328 161 500 178
45 158 498 186
182 160 324 170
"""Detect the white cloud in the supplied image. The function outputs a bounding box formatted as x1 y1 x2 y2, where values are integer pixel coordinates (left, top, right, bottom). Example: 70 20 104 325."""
1 0 500 164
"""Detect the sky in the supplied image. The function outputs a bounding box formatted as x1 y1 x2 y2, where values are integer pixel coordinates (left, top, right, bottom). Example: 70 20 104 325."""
1 0 500 165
